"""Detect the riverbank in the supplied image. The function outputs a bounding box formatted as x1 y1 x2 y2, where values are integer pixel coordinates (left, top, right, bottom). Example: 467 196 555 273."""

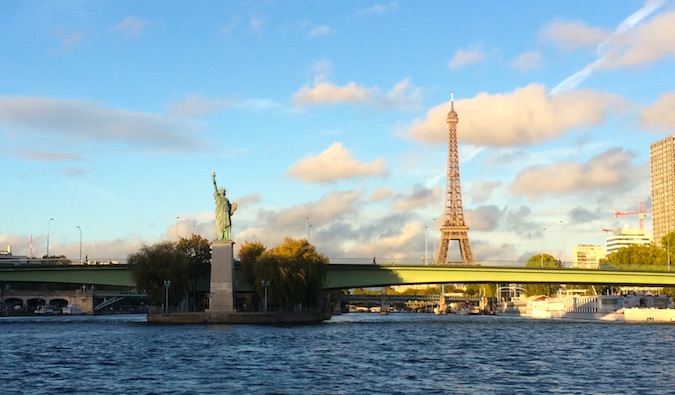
147 310 331 325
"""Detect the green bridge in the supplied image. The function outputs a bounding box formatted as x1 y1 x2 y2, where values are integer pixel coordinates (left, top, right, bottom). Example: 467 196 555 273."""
2 264 675 290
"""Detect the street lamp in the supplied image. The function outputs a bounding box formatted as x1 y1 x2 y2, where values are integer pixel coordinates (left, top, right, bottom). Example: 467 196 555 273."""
76 226 82 264
541 227 546 267
424 225 428 265
261 280 270 312
560 220 566 268
47 218 54 259
164 280 171 313
175 216 180 241
668 238 671 271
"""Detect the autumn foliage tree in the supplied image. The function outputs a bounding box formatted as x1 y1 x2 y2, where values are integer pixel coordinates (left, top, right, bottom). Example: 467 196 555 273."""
129 241 190 304
238 238 328 310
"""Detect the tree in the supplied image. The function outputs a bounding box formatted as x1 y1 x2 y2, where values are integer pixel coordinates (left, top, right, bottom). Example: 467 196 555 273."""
239 241 266 290
601 244 665 271
176 234 212 311
41 255 71 265
129 241 190 305
524 253 561 296
237 237 328 310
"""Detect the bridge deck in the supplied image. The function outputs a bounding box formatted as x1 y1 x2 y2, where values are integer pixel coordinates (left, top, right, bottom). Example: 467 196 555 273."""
3 263 675 290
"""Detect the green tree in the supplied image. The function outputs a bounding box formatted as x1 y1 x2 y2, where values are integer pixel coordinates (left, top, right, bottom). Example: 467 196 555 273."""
238 238 328 310
601 244 665 271
41 255 71 265
176 234 212 311
129 241 190 305
239 241 266 290
524 253 561 296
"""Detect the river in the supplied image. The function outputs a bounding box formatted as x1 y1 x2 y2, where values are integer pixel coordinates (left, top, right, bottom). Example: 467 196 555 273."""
1 313 673 394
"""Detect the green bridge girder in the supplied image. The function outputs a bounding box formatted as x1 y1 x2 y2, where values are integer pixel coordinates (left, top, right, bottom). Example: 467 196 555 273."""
3 264 675 290
323 265 675 289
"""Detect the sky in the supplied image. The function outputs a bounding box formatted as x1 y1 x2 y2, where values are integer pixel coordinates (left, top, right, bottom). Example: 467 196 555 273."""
2 1 675 266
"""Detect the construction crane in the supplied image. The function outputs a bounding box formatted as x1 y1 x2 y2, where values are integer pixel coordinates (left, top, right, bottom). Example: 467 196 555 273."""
614 202 652 229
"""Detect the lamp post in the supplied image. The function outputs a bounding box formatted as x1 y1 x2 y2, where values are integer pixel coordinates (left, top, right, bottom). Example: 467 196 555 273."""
164 280 171 313
541 227 546 267
47 218 54 259
424 225 428 265
175 216 180 241
560 220 565 268
668 238 671 271
261 280 270 312
76 226 82 264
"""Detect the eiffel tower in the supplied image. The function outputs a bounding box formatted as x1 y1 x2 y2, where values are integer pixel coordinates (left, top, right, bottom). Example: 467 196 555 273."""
434 93 476 265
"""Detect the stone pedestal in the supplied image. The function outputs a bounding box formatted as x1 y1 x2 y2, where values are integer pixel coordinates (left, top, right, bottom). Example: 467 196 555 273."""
208 240 235 312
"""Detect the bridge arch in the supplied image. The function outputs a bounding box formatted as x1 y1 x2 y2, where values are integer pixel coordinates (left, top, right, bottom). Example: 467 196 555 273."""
26 298 45 310
50 298 68 310
5 297 23 309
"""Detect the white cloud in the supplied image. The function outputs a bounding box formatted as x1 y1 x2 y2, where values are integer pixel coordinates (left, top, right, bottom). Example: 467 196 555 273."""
370 188 393 201
309 25 331 37
510 51 542 72
220 16 241 35
288 142 386 183
292 77 420 109
509 148 640 199
404 84 620 146
112 16 150 37
357 3 398 16
61 32 84 49
603 10 675 69
250 16 265 33
640 92 675 131
0 95 205 153
540 20 608 51
393 184 440 212
167 94 235 118
550 1 667 94
448 45 486 69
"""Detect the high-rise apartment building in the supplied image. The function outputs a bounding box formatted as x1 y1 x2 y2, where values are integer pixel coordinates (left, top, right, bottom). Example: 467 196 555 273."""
650 136 675 245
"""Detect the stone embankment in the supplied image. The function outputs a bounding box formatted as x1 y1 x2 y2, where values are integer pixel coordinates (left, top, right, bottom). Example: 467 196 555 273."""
148 311 331 325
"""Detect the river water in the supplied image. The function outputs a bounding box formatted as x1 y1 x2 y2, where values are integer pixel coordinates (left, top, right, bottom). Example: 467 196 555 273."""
1 313 674 394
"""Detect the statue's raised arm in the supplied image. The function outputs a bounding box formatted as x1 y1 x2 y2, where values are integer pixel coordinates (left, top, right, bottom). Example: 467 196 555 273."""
212 171 219 193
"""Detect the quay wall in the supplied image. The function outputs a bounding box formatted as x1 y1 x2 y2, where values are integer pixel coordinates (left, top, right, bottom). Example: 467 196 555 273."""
148 311 331 325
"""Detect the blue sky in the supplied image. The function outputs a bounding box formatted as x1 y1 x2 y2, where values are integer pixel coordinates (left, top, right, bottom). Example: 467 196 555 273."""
2 1 675 265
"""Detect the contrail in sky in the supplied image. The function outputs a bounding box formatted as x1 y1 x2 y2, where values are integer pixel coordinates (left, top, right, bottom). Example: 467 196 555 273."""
550 0 665 95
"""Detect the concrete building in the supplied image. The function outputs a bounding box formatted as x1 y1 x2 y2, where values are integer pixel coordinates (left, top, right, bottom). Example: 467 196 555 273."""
651 136 675 245
572 244 605 269
605 227 652 255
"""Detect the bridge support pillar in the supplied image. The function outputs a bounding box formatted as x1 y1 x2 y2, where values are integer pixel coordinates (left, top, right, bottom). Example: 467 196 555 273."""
208 240 235 312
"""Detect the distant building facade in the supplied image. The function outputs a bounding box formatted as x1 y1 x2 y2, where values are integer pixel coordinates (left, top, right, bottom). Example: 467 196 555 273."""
651 136 675 245
605 228 652 255
572 244 605 269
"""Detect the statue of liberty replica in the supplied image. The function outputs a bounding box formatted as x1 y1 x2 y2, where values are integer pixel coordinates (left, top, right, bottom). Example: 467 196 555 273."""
212 171 237 241
209 171 238 312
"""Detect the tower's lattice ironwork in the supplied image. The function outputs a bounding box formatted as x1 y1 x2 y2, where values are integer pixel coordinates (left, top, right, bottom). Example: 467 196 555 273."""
435 93 476 265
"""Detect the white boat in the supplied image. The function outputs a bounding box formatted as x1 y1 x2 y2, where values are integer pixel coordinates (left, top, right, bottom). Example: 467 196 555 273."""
34 305 56 315
62 304 82 315
496 291 673 322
